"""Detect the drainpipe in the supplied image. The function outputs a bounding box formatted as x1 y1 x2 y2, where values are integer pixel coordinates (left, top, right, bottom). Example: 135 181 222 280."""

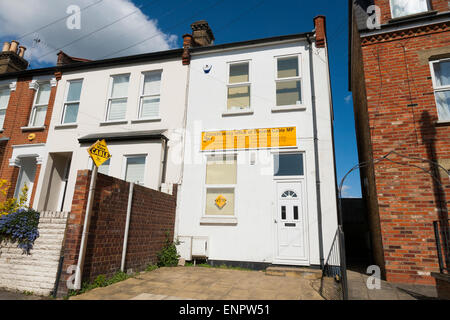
307 34 325 269
74 165 98 290
160 136 169 189
121 182 134 272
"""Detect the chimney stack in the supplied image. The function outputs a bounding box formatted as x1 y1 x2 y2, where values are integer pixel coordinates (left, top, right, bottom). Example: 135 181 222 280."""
191 20 215 47
0 40 29 74
313 16 327 48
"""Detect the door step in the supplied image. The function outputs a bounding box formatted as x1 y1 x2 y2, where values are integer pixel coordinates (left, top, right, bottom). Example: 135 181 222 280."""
265 266 322 280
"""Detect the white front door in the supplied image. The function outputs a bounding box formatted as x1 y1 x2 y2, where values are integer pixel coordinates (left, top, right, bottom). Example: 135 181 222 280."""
14 157 37 206
275 181 308 264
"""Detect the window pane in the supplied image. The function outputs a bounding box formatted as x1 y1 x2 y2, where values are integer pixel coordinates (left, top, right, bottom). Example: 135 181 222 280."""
206 157 237 185
0 109 5 128
125 156 146 184
63 103 79 124
32 106 47 127
278 57 299 78
143 72 161 96
434 61 450 87
111 75 129 98
67 81 82 102
36 83 51 105
436 90 450 121
98 159 110 176
391 0 428 18
274 153 304 176
108 98 127 120
229 63 249 84
227 86 250 110
140 97 160 118
205 188 235 216
0 88 10 109
276 80 301 106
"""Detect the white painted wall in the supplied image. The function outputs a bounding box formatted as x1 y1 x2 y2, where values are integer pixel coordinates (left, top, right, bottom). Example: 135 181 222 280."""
176 39 338 266
34 58 188 212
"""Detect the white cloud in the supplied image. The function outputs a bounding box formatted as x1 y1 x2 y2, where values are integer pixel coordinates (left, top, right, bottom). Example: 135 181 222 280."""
0 0 178 67
341 185 351 197
344 94 352 104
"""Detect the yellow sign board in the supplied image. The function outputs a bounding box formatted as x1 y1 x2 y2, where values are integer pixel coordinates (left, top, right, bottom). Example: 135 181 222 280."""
215 195 227 209
88 139 111 168
201 127 297 151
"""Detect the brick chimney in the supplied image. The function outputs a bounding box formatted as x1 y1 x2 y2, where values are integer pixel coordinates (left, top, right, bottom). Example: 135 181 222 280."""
182 34 194 66
0 40 29 74
313 15 327 48
57 51 92 66
191 20 215 47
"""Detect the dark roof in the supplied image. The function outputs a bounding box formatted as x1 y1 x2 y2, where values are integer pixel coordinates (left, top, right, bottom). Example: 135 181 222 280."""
78 130 168 144
0 31 314 81
191 32 313 54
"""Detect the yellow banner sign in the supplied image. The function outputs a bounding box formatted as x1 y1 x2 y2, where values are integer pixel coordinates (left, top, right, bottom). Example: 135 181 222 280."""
201 127 297 151
88 139 112 168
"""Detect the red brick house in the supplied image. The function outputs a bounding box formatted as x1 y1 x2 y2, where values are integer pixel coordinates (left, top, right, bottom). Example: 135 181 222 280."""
349 0 450 285
0 41 60 207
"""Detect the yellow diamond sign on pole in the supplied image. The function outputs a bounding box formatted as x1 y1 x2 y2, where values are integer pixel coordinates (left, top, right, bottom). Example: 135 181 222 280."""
215 195 227 209
88 139 111 167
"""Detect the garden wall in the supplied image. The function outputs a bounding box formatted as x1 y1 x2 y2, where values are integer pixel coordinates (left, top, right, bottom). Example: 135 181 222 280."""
0 211 68 296
57 170 177 296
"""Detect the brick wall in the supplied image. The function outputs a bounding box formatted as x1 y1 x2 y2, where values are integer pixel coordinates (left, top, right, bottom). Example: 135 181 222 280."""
374 0 449 25
0 211 69 296
358 18 450 284
58 170 177 296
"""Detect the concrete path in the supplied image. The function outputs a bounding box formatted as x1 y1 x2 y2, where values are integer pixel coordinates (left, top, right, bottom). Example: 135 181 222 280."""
70 267 323 300
347 270 437 300
0 289 48 300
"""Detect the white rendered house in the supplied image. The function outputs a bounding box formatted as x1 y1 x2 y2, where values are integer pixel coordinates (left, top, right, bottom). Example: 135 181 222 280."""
176 17 338 268
33 50 188 212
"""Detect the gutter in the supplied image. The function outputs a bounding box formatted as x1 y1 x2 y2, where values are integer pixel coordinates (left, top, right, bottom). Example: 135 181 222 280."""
307 34 325 269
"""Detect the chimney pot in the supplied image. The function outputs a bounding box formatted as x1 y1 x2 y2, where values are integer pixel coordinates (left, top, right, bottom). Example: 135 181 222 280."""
2 42 10 53
18 46 26 58
313 16 327 48
9 40 19 54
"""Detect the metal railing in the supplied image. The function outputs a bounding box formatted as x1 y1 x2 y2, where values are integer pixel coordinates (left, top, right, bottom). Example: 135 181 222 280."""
433 219 450 274
321 226 348 300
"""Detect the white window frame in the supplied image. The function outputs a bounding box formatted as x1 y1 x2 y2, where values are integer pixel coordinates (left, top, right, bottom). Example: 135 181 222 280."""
105 73 130 122
122 154 147 186
201 153 238 224
430 58 450 123
389 0 430 19
61 79 83 124
272 151 306 181
225 60 252 115
29 81 51 127
138 70 162 120
274 54 303 110
0 85 11 129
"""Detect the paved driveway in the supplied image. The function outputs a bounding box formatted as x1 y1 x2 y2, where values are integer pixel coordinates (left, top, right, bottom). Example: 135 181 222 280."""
70 267 323 300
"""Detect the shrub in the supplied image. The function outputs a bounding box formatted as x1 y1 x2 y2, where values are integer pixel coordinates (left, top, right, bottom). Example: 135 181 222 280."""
0 208 40 252
156 233 180 267
0 183 29 218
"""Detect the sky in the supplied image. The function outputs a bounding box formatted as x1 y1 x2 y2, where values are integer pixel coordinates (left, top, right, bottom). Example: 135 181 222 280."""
0 0 362 198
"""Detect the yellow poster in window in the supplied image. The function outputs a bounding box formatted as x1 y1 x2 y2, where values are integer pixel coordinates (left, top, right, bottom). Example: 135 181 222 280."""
201 127 297 151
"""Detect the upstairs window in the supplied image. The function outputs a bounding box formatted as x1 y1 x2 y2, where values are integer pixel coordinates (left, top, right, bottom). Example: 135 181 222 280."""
227 62 251 111
62 80 82 124
431 59 450 122
30 82 51 127
390 0 429 19
107 74 129 121
0 86 10 129
276 55 302 107
139 71 162 119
